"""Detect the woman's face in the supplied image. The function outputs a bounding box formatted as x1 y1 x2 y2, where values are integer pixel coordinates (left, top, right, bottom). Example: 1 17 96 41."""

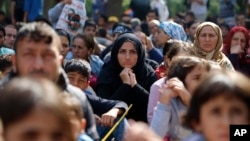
230 31 246 50
4 109 68 141
185 64 208 94
72 37 91 60
198 26 218 53
59 36 70 58
194 95 249 141
154 28 170 47
117 42 138 68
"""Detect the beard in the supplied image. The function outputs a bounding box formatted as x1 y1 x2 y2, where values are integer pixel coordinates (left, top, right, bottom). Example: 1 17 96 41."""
15 64 58 82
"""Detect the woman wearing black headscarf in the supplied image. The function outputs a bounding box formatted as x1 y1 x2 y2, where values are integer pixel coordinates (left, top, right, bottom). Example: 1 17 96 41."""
96 33 157 122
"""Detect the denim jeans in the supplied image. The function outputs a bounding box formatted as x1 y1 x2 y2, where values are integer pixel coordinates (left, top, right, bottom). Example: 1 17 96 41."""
97 117 128 141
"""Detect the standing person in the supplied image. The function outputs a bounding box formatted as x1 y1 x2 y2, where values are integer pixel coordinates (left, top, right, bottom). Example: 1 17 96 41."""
130 0 151 21
190 0 208 22
96 33 158 122
219 0 236 27
10 0 24 25
0 22 99 140
183 70 250 141
48 0 73 28
23 0 43 22
4 25 17 49
193 22 234 70
150 0 169 21
223 26 250 77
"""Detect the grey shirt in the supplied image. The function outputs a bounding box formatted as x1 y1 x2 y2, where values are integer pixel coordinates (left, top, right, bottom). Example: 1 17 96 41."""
150 97 192 140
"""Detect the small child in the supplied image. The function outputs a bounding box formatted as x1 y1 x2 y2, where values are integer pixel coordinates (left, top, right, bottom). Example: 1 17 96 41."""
183 70 250 141
0 77 74 141
150 56 211 140
64 58 96 95
64 58 128 141
62 94 94 141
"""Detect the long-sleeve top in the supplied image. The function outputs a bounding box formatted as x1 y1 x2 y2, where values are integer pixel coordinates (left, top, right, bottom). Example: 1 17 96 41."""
148 48 163 64
147 77 165 123
219 0 236 18
228 54 250 77
48 2 65 28
150 100 192 140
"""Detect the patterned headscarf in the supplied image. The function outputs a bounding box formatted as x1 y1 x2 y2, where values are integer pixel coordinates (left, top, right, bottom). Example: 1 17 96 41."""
193 22 234 70
159 21 187 41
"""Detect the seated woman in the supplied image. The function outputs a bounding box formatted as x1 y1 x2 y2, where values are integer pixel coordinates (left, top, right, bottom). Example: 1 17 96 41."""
96 33 158 122
192 22 234 70
183 70 250 141
223 26 250 77
72 33 104 89
150 56 211 140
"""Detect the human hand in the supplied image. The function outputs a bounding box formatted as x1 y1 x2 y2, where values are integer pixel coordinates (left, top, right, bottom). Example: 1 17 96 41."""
230 45 244 54
123 120 162 141
101 108 119 127
94 114 101 125
128 71 137 87
166 78 191 106
159 84 178 105
120 68 132 85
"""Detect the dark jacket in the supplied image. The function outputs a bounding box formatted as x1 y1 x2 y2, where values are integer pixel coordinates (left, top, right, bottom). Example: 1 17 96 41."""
0 70 128 140
0 70 99 140
96 33 157 122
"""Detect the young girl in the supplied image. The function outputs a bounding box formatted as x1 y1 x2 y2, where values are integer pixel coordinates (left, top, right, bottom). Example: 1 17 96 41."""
183 70 250 141
150 56 211 140
148 40 194 123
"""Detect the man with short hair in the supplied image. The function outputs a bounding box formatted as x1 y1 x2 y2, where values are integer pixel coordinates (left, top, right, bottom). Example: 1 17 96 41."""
4 25 17 49
0 22 99 140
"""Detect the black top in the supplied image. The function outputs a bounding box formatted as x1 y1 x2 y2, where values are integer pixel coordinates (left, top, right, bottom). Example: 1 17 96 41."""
96 33 157 122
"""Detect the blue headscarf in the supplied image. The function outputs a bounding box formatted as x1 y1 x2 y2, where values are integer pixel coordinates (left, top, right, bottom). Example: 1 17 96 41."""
159 21 187 41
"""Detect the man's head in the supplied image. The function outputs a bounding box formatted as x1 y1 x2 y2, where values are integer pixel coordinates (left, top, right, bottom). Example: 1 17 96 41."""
64 59 91 91
0 25 5 46
146 9 159 23
12 22 63 82
235 13 246 27
4 25 17 48
83 20 97 38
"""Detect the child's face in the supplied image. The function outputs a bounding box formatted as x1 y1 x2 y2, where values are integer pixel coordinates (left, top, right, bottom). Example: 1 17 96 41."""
194 95 249 141
68 111 84 141
4 109 68 141
67 72 89 91
185 65 208 94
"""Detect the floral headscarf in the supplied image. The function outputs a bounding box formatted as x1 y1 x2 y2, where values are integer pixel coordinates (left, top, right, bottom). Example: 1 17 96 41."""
159 21 187 41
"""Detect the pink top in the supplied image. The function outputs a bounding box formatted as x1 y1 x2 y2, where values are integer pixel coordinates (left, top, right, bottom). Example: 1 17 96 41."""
147 77 166 123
